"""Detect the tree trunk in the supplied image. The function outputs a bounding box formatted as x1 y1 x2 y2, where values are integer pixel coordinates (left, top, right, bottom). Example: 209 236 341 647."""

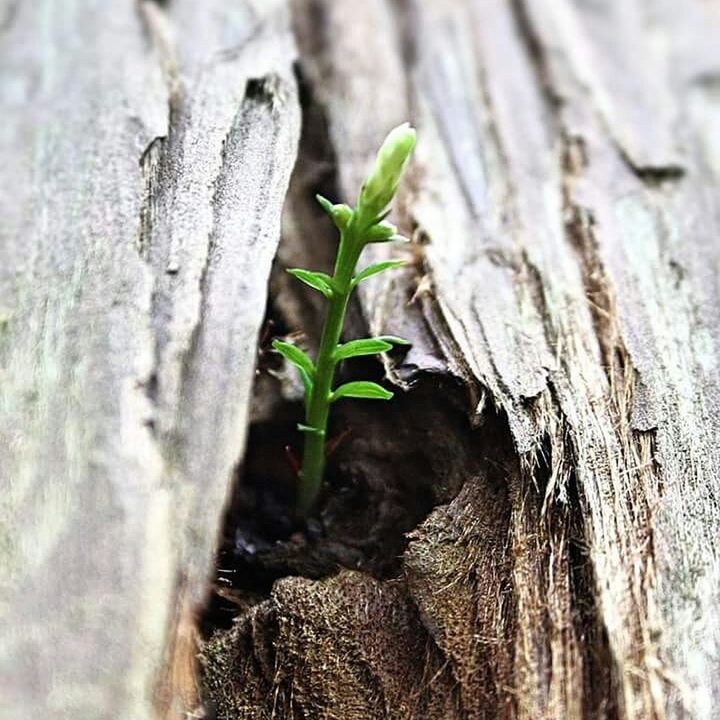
2 1 719 719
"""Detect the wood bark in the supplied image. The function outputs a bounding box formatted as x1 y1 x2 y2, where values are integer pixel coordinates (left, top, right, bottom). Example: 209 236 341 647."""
0 2 299 718
2 1 719 719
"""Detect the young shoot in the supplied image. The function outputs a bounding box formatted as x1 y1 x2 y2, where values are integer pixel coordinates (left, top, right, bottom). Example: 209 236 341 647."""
273 122 417 516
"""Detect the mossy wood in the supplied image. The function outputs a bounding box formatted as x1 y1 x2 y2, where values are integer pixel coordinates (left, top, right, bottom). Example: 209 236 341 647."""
2 1 719 719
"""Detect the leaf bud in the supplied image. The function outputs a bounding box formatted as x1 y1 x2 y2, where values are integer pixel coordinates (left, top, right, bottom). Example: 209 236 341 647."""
316 194 354 231
357 123 416 221
365 220 398 243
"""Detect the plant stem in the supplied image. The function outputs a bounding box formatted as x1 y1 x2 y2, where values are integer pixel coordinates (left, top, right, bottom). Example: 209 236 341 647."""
288 124 416 516
298 225 361 515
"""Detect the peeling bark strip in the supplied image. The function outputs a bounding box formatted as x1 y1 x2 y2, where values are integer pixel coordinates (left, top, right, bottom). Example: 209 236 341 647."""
2 0 719 719
204 0 720 718
0 2 299 719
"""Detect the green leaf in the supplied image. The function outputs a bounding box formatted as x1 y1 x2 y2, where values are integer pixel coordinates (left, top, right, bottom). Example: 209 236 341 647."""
272 339 314 376
334 338 392 362
316 194 353 231
365 220 397 243
315 194 334 216
352 259 406 287
287 268 335 298
333 335 410 362
364 222 411 244
372 208 393 224
377 334 410 345
272 340 315 396
297 423 325 437
297 367 313 397
329 381 394 403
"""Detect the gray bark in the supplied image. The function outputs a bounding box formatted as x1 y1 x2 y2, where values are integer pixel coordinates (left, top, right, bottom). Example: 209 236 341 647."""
0 2 299 718
270 1 720 717
2 0 719 719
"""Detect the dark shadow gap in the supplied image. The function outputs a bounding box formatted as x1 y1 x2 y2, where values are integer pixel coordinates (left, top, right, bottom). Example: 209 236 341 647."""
198 54 486 637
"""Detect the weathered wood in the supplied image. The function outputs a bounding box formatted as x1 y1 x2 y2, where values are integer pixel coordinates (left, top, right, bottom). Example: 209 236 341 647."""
0 2 299 718
205 1 720 718
3 0 720 718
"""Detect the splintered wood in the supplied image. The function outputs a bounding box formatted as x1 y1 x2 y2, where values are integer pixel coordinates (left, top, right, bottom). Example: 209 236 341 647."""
2 0 719 718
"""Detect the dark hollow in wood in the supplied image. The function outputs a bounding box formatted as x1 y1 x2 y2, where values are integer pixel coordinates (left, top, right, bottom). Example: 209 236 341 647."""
2 0 719 718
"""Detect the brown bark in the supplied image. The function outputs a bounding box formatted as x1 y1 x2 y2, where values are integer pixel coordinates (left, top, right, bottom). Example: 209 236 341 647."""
2 1 719 719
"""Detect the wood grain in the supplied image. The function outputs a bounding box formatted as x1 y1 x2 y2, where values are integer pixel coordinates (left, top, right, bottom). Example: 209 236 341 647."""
288 0 720 717
0 2 299 718
3 0 719 717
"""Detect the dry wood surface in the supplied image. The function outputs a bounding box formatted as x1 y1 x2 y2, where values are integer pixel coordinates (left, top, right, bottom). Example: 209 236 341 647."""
1 1 719 719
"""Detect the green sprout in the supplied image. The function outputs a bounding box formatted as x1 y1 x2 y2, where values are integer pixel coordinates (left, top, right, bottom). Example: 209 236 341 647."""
273 123 417 516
